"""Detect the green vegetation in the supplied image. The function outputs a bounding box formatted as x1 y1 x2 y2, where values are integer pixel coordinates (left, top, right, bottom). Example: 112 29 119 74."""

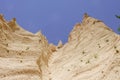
118 28 120 32
94 54 98 58
106 39 109 42
20 60 22 63
80 60 83 62
86 60 90 64
116 50 119 53
82 51 85 54
6 49 9 53
97 44 101 48
26 47 29 50
115 15 120 32
114 46 117 49
115 15 120 19
113 46 119 54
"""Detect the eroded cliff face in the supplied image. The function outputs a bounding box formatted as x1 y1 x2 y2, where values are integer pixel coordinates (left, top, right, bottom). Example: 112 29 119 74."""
0 14 52 80
0 14 120 80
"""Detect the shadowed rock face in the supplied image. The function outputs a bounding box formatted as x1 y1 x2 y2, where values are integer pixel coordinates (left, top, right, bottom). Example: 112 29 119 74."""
0 14 120 80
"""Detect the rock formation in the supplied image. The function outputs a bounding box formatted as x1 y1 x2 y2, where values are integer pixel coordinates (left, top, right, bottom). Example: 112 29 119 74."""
0 14 120 80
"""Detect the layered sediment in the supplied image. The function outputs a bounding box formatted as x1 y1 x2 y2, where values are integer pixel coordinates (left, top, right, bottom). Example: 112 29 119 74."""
0 14 120 80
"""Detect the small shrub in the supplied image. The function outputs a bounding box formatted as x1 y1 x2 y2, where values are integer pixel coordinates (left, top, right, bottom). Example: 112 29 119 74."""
106 39 109 42
94 54 98 58
86 60 90 64
82 51 85 54
114 46 117 49
6 49 9 53
116 50 119 53
26 47 29 50
80 60 83 62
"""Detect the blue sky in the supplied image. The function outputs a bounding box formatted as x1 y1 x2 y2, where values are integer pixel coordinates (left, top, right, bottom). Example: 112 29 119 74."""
0 0 120 44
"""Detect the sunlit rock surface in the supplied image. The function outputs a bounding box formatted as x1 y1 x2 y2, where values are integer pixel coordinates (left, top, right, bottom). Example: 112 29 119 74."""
0 14 120 80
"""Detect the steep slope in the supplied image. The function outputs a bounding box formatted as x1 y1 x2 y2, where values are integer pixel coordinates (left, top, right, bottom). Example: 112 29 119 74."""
0 14 120 80
0 14 52 80
41 14 120 80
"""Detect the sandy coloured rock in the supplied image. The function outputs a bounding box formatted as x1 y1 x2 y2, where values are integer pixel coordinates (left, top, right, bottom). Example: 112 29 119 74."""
0 14 120 80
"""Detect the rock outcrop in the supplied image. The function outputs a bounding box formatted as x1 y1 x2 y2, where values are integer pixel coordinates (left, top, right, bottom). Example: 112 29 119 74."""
0 14 52 80
0 14 120 80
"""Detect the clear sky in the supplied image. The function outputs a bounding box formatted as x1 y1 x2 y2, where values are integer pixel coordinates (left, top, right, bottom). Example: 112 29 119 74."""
0 0 120 44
